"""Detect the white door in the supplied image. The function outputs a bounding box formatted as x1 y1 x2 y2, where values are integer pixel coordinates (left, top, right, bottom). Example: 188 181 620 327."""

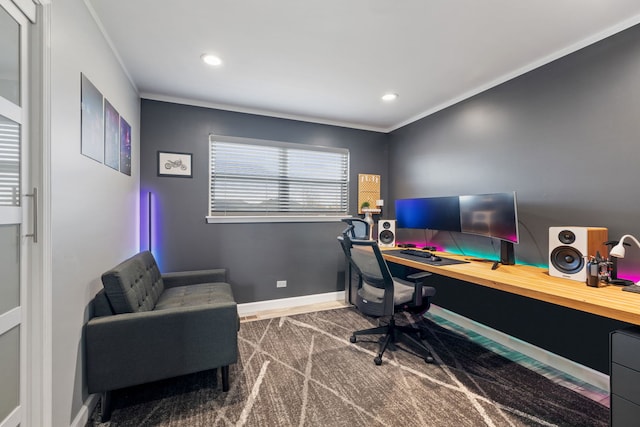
0 1 32 426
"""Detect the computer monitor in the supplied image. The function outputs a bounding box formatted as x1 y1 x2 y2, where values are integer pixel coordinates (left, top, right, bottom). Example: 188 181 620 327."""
341 218 369 239
395 196 461 232
459 192 519 264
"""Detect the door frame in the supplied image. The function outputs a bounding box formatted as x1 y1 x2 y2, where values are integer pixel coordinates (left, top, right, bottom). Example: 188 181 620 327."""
26 2 52 426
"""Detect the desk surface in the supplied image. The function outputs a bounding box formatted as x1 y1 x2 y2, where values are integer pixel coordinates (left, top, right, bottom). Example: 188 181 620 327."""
383 249 640 325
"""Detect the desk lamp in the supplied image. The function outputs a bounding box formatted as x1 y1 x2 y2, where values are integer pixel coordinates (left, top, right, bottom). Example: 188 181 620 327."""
610 234 640 286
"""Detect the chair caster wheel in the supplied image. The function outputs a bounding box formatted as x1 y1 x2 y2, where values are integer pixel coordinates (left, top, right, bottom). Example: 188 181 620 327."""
424 355 435 364
374 356 382 366
350 335 357 343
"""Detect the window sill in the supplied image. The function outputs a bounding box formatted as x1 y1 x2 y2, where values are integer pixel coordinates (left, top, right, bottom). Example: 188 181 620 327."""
206 215 350 224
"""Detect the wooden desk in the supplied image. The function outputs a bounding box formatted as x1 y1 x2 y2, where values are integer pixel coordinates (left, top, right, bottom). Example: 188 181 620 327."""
382 249 640 326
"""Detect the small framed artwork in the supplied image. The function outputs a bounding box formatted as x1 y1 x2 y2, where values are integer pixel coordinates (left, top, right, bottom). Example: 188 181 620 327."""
103 99 120 170
80 73 104 163
119 117 132 176
158 151 192 178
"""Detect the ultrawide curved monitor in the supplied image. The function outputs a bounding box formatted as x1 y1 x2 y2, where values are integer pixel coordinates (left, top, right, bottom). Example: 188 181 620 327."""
459 192 519 243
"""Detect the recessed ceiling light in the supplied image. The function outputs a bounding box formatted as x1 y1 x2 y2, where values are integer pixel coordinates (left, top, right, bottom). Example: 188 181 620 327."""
201 53 222 67
381 93 398 102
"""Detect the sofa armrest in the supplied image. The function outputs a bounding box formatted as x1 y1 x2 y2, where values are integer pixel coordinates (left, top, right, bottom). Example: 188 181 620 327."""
162 269 228 288
85 301 237 394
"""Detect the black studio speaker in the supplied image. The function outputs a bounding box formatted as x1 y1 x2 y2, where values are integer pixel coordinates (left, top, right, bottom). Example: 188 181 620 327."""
378 220 396 248
548 226 608 282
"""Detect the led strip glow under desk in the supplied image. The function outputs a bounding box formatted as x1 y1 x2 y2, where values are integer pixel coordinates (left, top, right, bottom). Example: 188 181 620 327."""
382 249 640 325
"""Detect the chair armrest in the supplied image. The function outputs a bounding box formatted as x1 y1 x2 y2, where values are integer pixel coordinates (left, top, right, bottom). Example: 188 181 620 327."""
406 271 432 281
162 268 228 288
405 272 435 307
85 301 237 393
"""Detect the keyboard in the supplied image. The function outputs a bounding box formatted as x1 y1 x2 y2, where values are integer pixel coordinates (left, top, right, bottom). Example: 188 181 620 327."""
623 285 640 294
400 249 433 258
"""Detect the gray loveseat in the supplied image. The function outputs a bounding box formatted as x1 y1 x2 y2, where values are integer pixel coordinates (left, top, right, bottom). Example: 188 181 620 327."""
85 251 238 420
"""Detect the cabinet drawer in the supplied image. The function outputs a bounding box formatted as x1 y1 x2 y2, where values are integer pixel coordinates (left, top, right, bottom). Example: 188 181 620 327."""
611 328 640 371
611 394 640 427
611 363 640 405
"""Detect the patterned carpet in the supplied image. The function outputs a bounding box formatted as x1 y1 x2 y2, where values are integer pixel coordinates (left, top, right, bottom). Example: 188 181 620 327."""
90 307 608 426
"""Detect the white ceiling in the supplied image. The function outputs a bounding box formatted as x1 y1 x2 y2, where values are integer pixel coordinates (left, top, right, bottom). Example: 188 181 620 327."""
87 0 640 133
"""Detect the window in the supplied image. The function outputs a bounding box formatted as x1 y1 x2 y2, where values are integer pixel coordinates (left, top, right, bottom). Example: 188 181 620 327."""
0 117 20 207
208 135 349 223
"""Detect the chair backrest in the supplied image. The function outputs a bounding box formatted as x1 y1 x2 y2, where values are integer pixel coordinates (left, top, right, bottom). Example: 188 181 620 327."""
340 233 395 316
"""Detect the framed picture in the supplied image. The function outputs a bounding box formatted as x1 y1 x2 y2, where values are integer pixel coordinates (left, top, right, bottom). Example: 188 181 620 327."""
80 73 104 163
158 151 192 177
119 117 132 176
103 99 120 170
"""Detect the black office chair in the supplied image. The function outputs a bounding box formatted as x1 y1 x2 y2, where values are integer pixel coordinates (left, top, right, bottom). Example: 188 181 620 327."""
338 220 371 307
339 232 437 365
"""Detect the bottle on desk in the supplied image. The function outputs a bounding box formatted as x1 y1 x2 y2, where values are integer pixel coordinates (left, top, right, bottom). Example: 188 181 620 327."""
586 257 599 287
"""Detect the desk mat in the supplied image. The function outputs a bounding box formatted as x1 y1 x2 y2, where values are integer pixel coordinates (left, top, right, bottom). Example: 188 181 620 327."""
387 249 469 266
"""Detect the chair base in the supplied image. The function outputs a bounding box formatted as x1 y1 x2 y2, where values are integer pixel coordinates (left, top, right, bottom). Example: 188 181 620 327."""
350 316 435 365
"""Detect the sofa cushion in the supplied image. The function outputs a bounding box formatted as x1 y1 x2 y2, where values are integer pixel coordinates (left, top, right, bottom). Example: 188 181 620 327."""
154 282 235 310
101 251 165 314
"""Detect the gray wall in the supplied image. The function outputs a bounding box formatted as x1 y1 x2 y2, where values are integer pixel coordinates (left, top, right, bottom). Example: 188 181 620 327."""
390 25 640 266
140 100 388 304
140 24 640 374
388 24 640 373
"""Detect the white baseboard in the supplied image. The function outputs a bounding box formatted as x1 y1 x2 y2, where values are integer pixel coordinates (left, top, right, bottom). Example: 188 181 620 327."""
427 304 610 392
71 393 99 427
237 291 345 317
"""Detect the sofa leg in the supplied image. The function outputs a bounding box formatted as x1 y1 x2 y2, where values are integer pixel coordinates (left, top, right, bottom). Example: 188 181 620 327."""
100 391 112 422
221 365 230 391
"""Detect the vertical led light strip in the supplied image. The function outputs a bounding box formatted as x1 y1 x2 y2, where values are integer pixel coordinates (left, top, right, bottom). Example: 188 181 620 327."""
145 191 163 270
148 191 152 253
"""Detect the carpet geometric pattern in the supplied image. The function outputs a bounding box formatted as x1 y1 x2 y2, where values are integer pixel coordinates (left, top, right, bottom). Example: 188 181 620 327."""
91 307 608 426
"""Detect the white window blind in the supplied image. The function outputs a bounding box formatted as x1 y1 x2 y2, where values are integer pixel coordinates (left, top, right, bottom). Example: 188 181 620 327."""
209 135 349 218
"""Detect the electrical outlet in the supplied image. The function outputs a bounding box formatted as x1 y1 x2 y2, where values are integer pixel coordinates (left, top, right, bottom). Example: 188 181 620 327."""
276 280 287 288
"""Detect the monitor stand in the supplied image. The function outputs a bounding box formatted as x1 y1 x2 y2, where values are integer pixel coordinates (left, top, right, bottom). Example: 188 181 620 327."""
496 240 515 268
467 241 516 269
482 241 516 270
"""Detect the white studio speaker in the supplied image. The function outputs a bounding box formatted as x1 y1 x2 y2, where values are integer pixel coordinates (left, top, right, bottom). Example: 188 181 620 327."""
548 226 608 282
378 220 396 248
